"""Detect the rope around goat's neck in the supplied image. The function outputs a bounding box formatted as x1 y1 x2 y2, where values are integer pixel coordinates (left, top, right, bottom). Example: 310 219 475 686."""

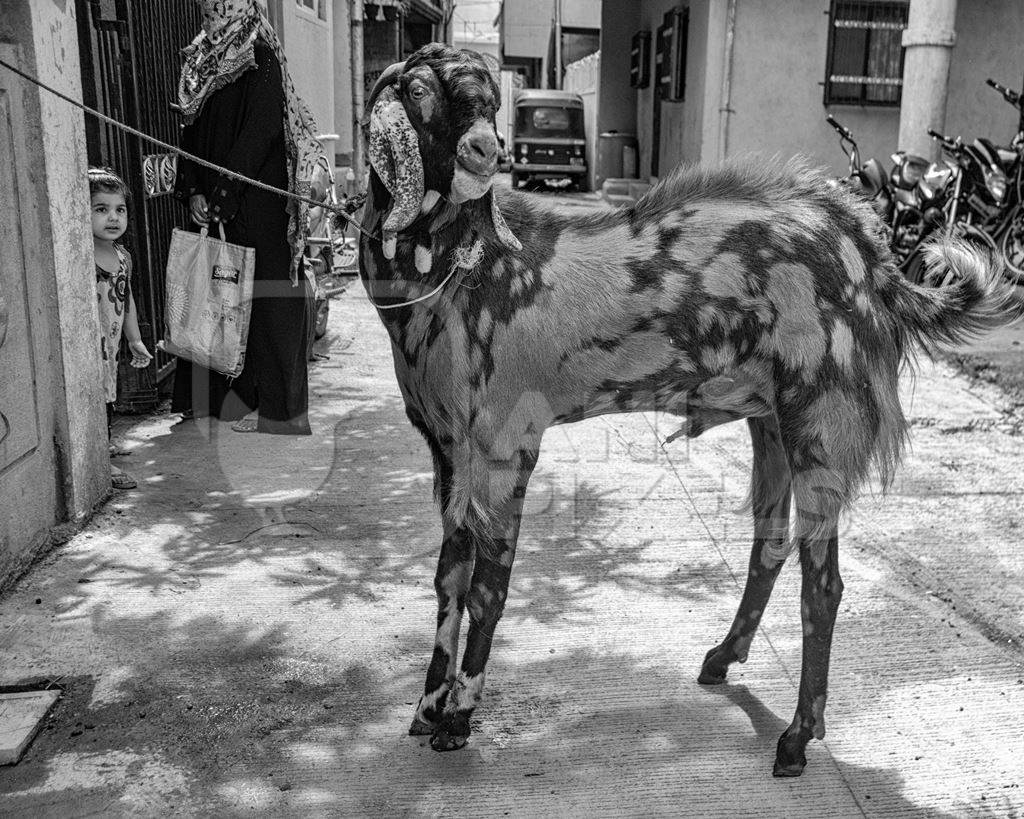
367 233 483 310
368 264 463 310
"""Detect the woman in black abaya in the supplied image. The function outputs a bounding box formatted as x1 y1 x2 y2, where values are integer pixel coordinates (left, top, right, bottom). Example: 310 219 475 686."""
172 0 325 435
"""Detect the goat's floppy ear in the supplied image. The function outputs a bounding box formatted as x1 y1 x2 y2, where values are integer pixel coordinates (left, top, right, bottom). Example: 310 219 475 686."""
366 67 424 258
489 191 522 252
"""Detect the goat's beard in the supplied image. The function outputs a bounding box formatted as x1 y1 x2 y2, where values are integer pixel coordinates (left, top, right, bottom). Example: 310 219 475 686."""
449 163 494 204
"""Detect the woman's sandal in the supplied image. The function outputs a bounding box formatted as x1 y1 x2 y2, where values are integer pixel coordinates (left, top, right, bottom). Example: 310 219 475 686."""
230 417 259 433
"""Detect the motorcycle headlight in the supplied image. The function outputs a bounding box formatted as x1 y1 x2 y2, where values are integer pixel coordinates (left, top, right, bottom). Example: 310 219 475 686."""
986 168 1008 203
923 162 953 192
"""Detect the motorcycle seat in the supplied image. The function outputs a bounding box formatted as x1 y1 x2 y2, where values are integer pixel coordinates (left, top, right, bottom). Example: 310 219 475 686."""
858 158 888 195
997 147 1018 165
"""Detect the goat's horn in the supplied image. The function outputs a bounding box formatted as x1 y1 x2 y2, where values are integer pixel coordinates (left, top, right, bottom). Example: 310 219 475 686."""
362 61 406 133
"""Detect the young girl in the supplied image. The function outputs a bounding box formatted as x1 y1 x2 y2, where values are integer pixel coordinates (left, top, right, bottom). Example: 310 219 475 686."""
89 167 152 490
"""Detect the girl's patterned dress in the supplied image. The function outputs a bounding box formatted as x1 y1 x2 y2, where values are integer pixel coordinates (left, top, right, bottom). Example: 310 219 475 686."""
95 244 132 403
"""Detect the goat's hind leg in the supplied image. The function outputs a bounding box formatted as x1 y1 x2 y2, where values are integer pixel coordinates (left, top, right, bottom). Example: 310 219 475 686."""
773 522 843 777
699 416 792 684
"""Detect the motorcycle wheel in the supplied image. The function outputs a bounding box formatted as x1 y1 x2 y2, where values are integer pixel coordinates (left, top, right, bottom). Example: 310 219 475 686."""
903 224 996 287
997 217 1024 285
903 248 928 285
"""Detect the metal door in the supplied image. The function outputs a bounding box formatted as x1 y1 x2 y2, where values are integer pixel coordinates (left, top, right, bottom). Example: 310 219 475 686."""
76 0 201 408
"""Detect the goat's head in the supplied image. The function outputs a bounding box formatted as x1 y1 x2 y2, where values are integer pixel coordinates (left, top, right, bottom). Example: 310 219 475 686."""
364 44 521 267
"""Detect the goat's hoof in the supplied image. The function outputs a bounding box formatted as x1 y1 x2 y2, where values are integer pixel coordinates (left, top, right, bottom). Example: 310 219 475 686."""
697 646 730 685
408 717 435 736
772 729 809 777
430 712 470 752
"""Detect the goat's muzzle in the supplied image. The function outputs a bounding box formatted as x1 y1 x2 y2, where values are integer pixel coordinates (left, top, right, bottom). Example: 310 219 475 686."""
451 120 498 204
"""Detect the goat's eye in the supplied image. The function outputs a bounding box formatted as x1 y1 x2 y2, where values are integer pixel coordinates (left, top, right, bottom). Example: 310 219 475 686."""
410 85 428 101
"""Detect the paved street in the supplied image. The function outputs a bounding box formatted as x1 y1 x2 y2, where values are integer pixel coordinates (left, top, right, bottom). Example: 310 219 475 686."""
2 189 1024 816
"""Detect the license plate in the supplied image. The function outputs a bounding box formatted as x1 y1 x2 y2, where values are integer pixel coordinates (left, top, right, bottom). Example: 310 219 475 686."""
569 157 584 166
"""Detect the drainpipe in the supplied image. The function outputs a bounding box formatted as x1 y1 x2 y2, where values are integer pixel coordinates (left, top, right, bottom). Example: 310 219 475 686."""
350 0 366 188
898 0 958 161
553 0 562 90
716 0 737 163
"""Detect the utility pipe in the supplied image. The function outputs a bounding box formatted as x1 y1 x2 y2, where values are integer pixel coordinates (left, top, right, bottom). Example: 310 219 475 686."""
349 0 366 187
553 0 562 90
716 0 737 163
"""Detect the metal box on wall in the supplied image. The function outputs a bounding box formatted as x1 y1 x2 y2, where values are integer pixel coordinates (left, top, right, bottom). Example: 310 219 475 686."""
655 7 688 102
630 30 650 89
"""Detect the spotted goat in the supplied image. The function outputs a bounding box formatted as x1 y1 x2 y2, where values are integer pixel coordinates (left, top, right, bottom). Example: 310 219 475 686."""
354 44 1015 776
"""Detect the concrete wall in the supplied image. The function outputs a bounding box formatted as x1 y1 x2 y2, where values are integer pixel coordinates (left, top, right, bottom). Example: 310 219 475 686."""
332 0 354 166
596 0 1024 182
564 50 600 190
632 0 708 178
561 0 601 29
501 0 552 59
726 0 897 178
281 1 336 137
946 0 1024 148
0 0 109 591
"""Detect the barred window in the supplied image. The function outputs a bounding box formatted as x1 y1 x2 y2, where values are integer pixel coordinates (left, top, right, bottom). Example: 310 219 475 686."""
824 1 908 107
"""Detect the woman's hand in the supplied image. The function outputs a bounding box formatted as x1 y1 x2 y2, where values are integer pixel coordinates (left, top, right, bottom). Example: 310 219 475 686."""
189 194 210 226
127 339 153 368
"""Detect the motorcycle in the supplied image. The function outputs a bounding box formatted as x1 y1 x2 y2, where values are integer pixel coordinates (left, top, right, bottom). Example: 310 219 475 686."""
983 76 1024 284
305 177 360 352
899 128 1005 285
825 115 893 223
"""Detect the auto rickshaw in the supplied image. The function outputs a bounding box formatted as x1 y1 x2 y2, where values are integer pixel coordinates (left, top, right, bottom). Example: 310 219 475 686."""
510 89 587 191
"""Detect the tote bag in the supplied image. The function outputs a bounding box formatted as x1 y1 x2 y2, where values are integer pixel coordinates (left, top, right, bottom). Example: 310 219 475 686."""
159 224 256 378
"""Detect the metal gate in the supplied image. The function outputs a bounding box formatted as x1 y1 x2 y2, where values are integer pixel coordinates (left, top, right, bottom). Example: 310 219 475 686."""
76 0 201 408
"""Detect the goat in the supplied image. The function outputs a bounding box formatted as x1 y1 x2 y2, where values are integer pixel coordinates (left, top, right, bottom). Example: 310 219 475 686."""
353 44 1015 776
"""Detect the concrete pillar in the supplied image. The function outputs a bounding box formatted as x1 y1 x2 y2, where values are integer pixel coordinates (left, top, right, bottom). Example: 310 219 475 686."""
898 0 958 160
332 0 354 168
350 0 366 186
27 1 110 521
595 0 640 187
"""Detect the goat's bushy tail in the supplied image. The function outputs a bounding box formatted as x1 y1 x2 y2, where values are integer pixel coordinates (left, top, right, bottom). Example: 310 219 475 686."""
880 237 1020 355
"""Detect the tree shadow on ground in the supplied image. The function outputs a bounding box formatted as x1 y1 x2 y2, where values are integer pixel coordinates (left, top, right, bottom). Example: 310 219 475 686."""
46 388 751 629
0 610 969 817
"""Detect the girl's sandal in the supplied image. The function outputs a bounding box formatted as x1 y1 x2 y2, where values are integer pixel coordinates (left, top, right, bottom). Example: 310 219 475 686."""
231 418 259 433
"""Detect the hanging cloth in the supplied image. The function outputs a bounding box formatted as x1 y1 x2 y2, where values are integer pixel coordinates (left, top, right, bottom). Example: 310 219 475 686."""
177 0 328 284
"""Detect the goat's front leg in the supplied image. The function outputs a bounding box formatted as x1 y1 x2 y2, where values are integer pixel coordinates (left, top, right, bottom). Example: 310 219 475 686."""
409 526 474 736
773 527 843 777
699 416 791 684
430 450 539 751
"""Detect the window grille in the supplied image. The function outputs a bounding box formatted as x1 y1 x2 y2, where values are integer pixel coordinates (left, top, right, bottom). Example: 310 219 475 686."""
824 0 908 107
